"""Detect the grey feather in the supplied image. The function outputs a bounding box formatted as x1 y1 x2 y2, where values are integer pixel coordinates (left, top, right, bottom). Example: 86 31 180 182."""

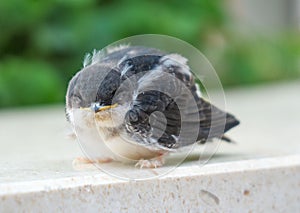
66 45 240 150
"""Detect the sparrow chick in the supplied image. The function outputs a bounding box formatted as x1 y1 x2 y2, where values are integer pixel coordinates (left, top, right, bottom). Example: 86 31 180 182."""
66 45 239 168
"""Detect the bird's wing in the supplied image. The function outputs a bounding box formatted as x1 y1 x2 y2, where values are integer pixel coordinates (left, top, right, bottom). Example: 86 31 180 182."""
121 52 239 149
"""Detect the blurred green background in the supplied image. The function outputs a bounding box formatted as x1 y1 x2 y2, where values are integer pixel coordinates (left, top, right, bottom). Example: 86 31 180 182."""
0 0 299 108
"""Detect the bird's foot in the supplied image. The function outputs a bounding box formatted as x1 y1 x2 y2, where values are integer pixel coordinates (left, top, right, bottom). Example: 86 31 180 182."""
135 156 165 169
72 156 113 166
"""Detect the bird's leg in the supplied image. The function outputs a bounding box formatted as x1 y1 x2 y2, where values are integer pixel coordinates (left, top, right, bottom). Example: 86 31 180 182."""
72 156 113 166
135 155 165 169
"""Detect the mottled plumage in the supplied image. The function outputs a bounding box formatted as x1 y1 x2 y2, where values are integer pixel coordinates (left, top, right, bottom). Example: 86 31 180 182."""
66 45 239 167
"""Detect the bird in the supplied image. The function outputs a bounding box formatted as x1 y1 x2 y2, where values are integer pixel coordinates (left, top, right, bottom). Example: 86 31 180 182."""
66 45 240 168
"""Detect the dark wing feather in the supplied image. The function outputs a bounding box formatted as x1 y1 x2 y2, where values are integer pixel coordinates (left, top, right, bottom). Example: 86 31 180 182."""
122 51 239 149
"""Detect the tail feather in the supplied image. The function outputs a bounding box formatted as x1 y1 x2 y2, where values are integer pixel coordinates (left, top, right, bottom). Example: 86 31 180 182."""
221 135 237 143
224 113 240 132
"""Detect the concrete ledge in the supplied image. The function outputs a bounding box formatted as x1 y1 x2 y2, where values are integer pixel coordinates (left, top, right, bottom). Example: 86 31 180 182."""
1 155 299 212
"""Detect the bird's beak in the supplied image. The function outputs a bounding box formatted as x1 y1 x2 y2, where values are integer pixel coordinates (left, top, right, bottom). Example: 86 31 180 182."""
95 103 118 112
80 103 118 113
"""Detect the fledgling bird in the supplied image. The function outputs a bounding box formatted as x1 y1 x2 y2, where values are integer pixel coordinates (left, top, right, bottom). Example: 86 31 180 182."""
66 45 239 168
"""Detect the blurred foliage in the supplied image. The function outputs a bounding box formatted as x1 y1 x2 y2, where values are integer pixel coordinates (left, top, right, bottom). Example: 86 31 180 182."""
0 0 299 107
203 33 300 86
0 58 63 107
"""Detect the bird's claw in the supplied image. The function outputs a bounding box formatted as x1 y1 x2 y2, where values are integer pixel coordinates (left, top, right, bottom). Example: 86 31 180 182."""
135 157 165 169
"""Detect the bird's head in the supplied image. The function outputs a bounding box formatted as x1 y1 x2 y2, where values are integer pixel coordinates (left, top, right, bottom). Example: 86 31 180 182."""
66 63 129 128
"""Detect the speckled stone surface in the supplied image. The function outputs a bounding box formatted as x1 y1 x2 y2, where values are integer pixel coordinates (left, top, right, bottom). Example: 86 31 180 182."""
0 81 300 212
1 156 300 212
